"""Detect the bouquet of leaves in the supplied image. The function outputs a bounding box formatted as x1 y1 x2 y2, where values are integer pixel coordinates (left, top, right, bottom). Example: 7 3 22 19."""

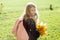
36 22 47 36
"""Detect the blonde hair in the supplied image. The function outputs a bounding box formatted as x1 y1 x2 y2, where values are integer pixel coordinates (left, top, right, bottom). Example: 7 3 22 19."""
21 2 39 23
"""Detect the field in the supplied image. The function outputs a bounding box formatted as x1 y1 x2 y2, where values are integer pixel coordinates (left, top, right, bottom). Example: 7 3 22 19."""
0 0 60 40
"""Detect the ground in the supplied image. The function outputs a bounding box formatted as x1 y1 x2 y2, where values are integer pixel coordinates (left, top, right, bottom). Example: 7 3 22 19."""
0 0 60 40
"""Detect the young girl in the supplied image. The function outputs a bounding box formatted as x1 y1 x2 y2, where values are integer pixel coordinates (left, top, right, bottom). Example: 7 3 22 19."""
12 2 40 40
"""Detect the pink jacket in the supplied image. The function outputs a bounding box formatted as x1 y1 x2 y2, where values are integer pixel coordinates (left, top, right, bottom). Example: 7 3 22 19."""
12 18 29 40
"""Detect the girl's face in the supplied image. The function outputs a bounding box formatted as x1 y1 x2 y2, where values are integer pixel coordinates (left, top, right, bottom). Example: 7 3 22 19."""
29 7 36 16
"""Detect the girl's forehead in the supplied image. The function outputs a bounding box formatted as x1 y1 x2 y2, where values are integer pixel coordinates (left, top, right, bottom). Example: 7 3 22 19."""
30 7 36 10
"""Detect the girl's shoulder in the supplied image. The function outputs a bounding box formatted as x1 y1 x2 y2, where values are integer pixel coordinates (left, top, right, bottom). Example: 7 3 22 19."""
15 17 23 24
19 16 23 20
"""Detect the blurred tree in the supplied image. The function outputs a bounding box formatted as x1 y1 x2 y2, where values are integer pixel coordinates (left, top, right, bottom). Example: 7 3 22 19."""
49 4 53 10
0 3 4 14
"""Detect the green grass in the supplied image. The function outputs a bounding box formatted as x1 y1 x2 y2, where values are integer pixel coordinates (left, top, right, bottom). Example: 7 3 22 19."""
0 0 60 40
38 9 60 40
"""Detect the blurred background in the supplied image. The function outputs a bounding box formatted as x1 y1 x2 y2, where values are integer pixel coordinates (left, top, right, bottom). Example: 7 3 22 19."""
0 0 60 40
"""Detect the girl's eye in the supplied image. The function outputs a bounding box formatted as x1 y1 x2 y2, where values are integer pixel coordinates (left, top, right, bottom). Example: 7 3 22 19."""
33 9 35 11
32 10 34 11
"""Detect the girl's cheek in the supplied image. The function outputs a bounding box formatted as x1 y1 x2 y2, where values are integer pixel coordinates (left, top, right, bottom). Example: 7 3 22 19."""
31 10 34 14
32 10 35 14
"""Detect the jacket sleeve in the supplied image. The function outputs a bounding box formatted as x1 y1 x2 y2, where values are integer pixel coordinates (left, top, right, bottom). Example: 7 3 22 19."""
25 18 40 38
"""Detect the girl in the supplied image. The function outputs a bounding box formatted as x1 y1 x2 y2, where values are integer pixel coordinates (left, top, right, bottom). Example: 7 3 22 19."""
12 2 40 40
